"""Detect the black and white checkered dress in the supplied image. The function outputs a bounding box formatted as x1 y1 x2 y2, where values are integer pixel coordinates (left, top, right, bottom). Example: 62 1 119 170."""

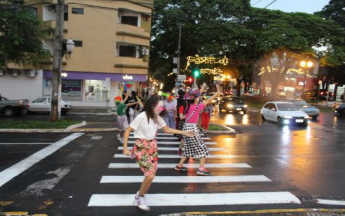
182 123 209 158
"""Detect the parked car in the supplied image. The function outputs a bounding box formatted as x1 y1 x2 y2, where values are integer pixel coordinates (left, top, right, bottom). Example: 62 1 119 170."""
219 96 247 114
260 101 309 126
333 103 345 116
0 95 30 117
286 99 320 119
29 97 71 115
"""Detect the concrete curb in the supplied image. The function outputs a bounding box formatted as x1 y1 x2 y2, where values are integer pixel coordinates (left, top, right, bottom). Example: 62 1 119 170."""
0 121 87 133
207 124 237 134
160 208 345 216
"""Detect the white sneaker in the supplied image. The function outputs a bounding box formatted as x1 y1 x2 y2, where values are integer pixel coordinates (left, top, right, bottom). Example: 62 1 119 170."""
117 134 121 141
134 192 150 211
120 137 124 143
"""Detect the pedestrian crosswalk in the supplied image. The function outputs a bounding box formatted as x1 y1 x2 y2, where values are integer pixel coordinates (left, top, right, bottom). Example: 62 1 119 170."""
87 132 301 210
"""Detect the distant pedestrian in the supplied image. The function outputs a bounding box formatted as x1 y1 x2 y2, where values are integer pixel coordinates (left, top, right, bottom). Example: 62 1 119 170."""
201 98 213 133
163 94 176 128
175 84 221 176
115 96 138 143
145 89 149 99
122 96 195 211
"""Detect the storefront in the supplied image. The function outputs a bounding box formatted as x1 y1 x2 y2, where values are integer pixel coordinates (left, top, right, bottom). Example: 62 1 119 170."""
43 71 147 106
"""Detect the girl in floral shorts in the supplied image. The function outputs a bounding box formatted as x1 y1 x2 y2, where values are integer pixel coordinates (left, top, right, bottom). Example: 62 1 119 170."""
122 96 194 211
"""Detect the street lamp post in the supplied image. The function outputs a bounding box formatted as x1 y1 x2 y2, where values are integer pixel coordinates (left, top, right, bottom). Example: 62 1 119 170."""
318 80 322 103
176 23 183 88
300 60 313 96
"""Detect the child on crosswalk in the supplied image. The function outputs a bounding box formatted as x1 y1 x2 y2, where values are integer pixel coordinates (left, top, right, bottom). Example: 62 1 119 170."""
175 84 221 176
115 96 138 143
122 95 195 211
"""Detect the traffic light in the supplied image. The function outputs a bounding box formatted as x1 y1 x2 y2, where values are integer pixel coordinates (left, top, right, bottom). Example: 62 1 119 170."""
188 77 193 84
193 68 200 77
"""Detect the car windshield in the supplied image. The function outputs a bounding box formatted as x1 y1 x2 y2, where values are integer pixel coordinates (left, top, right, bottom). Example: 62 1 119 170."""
277 103 299 111
291 100 308 106
33 98 46 103
225 97 242 103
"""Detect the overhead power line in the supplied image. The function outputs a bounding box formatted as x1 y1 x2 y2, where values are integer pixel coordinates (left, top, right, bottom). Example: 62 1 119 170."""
264 0 278 9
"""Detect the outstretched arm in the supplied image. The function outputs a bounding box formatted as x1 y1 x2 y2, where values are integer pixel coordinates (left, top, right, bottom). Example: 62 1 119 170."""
204 84 221 106
162 126 195 137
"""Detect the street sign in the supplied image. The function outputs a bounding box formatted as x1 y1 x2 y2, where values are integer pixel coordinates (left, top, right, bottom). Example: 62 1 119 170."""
178 75 186 81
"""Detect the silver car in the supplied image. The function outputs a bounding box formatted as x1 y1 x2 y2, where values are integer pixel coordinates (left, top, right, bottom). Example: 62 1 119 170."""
287 99 320 119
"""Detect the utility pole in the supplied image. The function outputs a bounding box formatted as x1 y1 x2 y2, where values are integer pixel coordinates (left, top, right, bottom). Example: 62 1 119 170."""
50 0 64 121
176 23 183 87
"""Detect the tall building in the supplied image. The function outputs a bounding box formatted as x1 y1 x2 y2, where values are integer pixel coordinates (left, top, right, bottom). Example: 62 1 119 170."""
0 0 154 107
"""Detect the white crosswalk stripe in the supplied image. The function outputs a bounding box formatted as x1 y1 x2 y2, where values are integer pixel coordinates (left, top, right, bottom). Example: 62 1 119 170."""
88 131 301 209
100 175 271 183
127 140 217 145
129 135 211 140
108 163 251 169
117 146 224 151
89 192 301 206
114 154 236 159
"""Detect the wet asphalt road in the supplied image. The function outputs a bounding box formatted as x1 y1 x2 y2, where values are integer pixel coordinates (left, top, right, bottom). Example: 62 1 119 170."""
0 111 345 215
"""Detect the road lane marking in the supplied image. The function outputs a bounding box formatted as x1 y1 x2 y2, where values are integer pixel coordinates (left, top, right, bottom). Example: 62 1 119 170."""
117 146 224 151
114 154 235 159
126 140 217 145
0 143 51 145
317 199 345 206
0 133 84 188
108 163 251 169
100 175 271 183
88 192 300 206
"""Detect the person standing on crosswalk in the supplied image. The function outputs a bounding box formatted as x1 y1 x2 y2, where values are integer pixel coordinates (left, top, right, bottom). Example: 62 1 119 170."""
122 95 195 211
115 96 138 143
175 84 221 176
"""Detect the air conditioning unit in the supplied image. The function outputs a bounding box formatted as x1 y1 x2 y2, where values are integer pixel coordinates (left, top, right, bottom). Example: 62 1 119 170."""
142 48 149 56
47 4 56 11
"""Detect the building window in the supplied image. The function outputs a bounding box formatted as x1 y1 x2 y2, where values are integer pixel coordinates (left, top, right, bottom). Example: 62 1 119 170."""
121 16 138 26
119 45 136 57
74 40 83 47
72 8 84 14
64 5 69 21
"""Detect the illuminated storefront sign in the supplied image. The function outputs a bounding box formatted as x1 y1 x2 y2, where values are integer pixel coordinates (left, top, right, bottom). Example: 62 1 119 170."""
123 75 133 80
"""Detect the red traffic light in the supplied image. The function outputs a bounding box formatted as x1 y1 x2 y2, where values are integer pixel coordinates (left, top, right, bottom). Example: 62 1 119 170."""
188 77 193 83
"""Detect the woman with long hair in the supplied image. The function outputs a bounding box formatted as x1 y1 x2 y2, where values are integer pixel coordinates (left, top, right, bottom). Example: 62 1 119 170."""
174 84 221 176
122 96 195 211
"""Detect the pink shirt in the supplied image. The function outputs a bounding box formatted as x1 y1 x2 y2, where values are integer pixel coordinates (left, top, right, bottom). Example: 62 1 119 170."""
185 103 205 123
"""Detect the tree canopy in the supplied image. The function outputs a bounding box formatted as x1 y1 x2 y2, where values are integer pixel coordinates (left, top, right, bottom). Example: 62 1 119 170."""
0 2 51 68
150 0 345 93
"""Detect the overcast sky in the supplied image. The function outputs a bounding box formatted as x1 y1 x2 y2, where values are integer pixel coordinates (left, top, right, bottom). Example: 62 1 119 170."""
250 0 330 14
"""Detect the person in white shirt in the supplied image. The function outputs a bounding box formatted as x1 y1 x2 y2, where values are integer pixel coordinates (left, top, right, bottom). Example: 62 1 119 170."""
122 96 195 211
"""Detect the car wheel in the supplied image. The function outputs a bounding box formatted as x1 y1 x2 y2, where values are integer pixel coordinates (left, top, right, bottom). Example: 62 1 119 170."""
61 110 68 115
243 110 247 114
261 114 265 121
277 117 283 126
4 107 15 117
312 116 318 120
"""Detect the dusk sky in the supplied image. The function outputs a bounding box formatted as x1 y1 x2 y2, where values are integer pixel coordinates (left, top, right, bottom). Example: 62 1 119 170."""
250 0 330 14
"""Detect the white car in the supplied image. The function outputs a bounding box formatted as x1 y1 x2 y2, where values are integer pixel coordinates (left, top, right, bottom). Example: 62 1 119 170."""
29 97 72 115
260 101 309 126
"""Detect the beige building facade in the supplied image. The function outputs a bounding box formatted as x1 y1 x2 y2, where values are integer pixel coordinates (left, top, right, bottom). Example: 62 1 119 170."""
0 0 154 107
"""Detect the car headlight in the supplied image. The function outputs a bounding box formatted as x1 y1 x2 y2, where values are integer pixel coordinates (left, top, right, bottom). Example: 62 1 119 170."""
283 115 293 119
243 105 248 108
227 104 234 108
304 116 310 119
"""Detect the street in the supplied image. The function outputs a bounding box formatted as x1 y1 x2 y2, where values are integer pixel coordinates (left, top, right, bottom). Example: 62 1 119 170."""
0 110 345 216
